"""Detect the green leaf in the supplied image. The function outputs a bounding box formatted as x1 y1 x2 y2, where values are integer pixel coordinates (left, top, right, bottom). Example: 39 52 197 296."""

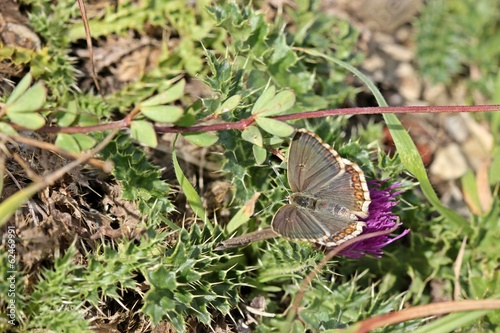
266 136 284 146
168 312 185 333
159 293 176 311
461 170 481 214
6 82 47 113
255 116 295 137
73 134 97 151
184 269 202 283
141 105 184 123
172 135 212 230
253 145 267 165
241 125 263 146
226 192 260 234
130 120 158 148
7 112 45 130
175 290 193 304
6 73 32 104
55 133 97 153
77 112 99 126
0 123 18 136
411 310 492 333
143 293 168 324
141 79 186 106
0 182 41 227
55 133 80 153
251 85 275 114
147 266 178 291
217 94 241 114
489 146 500 185
183 132 219 147
175 111 196 127
257 89 296 117
194 302 211 325
56 100 78 127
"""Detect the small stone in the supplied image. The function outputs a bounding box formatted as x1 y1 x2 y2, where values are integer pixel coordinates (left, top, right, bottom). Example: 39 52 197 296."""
396 63 422 101
444 115 469 143
380 43 414 62
430 143 468 180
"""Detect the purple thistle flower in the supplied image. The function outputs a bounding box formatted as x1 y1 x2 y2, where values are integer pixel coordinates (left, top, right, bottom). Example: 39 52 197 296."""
337 180 410 258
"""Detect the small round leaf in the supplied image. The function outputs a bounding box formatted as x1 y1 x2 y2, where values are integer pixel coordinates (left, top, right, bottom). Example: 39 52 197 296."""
183 132 218 147
131 120 158 147
141 105 184 123
0 123 18 136
217 94 241 114
6 73 32 104
258 89 295 117
55 133 80 153
253 145 267 165
73 133 97 151
141 79 185 106
56 100 78 127
255 116 294 137
8 112 45 130
241 125 263 146
251 85 276 115
6 82 47 113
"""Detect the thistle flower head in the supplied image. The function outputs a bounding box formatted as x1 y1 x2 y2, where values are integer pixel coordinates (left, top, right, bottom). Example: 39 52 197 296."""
338 180 410 258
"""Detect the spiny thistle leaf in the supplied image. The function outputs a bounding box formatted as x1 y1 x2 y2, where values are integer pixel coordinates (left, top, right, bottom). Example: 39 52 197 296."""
143 225 247 330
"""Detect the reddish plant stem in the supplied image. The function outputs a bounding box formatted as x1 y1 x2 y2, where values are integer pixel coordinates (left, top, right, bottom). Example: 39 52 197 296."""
36 120 127 133
156 115 256 133
14 104 500 134
273 104 500 121
155 104 500 133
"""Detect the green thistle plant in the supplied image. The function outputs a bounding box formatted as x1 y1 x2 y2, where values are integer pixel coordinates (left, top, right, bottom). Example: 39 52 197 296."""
143 224 248 332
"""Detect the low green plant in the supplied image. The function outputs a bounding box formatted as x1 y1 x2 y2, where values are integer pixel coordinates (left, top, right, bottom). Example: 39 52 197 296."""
0 1 499 332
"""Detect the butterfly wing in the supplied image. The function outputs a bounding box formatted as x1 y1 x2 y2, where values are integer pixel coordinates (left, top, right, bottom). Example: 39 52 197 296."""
272 205 331 243
272 205 365 246
310 210 365 246
287 129 370 217
287 130 343 193
276 129 370 246
312 160 371 217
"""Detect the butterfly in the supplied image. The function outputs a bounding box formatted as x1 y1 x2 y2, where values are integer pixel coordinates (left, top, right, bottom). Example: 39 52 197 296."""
271 129 371 246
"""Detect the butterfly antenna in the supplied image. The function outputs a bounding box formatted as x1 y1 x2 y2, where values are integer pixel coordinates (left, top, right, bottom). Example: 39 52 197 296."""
250 160 288 218
270 161 291 196
253 197 287 217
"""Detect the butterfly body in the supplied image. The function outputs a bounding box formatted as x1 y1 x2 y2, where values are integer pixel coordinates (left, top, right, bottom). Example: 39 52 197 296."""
271 129 371 247
290 193 357 220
